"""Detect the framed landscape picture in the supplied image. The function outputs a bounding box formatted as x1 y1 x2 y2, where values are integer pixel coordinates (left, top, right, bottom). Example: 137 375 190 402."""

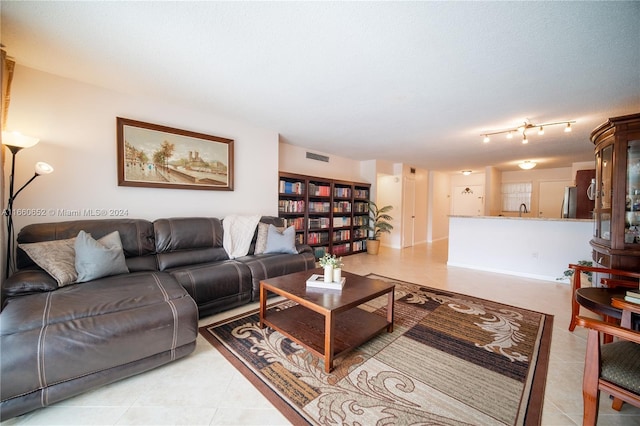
116 117 234 191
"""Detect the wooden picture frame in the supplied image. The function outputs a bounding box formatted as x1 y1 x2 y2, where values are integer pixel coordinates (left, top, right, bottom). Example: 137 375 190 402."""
116 117 234 191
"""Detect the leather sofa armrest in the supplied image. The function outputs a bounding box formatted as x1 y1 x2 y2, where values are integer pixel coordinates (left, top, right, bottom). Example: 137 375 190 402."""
295 244 314 255
2 269 58 305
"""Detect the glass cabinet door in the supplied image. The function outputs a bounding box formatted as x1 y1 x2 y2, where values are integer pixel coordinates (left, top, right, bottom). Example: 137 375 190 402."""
626 140 640 243
595 144 613 240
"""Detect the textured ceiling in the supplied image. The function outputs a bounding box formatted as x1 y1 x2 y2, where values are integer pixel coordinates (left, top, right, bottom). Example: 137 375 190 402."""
2 1 639 172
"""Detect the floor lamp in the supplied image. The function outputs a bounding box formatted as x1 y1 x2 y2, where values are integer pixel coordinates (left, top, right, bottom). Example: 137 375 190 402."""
3 131 54 278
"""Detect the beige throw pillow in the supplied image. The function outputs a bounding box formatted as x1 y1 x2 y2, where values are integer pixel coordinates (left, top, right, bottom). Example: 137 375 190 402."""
255 222 282 254
19 237 77 286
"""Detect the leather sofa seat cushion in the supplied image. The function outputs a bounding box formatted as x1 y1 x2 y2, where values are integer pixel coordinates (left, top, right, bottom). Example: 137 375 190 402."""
169 260 252 317
0 272 198 406
154 218 228 270
237 249 316 301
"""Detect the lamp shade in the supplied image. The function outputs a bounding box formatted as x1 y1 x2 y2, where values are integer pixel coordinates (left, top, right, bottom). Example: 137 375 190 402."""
35 162 54 175
2 131 39 149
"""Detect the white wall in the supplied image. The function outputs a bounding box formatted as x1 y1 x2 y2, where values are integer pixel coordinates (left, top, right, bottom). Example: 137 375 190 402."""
3 65 280 234
427 171 451 242
377 173 401 248
278 142 367 182
448 216 593 281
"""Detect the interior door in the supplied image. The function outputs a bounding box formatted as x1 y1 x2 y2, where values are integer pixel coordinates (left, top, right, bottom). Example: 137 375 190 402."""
539 180 572 218
452 185 484 216
402 177 416 248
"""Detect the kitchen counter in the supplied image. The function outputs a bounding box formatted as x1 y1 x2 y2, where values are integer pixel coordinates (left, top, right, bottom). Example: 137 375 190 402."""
449 215 592 222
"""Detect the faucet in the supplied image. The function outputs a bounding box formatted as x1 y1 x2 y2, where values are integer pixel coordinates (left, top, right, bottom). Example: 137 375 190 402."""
519 203 528 217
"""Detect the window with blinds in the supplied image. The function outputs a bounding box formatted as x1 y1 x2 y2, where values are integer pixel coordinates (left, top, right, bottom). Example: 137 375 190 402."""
502 182 532 212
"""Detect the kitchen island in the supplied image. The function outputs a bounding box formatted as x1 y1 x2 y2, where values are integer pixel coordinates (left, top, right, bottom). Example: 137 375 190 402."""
448 215 593 282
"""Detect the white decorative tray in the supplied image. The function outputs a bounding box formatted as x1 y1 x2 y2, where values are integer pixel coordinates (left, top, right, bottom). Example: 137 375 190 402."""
306 274 346 289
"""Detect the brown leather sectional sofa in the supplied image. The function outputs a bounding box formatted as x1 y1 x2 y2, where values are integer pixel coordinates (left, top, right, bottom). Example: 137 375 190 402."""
0 216 315 420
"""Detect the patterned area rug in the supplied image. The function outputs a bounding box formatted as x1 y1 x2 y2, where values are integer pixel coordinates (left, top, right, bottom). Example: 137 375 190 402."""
199 274 553 425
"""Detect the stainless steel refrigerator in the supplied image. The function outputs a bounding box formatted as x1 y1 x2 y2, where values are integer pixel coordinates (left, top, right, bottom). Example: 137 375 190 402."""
562 186 577 218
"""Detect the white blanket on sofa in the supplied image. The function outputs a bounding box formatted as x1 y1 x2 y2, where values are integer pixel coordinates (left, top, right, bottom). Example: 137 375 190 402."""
222 214 261 259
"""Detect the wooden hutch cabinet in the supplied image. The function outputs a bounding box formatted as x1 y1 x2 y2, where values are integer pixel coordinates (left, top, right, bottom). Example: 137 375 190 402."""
590 112 640 271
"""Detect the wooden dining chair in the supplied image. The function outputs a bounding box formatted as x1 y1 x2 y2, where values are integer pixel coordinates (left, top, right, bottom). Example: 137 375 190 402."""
575 299 640 425
568 263 640 332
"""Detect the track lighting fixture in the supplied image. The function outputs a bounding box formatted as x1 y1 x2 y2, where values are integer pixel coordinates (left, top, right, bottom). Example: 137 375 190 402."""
480 119 575 143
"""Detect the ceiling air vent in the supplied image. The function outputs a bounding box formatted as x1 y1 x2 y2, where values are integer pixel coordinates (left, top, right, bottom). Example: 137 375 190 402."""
306 152 329 162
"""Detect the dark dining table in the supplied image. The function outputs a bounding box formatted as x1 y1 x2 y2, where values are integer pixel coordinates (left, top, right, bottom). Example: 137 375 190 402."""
575 287 640 330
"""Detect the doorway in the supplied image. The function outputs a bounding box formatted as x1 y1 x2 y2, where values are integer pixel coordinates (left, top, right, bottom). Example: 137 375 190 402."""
452 185 484 216
402 177 416 248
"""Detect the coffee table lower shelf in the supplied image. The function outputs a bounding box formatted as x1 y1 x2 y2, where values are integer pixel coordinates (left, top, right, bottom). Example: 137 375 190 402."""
261 304 390 372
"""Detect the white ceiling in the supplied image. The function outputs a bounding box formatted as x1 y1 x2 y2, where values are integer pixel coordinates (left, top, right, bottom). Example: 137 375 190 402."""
2 1 639 173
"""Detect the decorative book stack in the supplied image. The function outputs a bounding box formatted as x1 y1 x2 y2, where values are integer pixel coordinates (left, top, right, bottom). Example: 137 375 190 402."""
306 274 346 290
624 289 640 304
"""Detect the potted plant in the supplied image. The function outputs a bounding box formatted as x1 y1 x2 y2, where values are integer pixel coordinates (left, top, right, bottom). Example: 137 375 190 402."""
318 253 343 283
365 201 394 255
559 260 593 285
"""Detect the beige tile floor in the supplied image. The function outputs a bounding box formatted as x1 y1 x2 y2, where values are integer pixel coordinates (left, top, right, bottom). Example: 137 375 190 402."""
2 240 640 425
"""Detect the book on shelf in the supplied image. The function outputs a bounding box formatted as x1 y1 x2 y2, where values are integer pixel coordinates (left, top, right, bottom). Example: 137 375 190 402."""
306 274 346 289
279 180 304 195
624 295 640 305
625 289 640 299
354 189 369 199
309 183 331 197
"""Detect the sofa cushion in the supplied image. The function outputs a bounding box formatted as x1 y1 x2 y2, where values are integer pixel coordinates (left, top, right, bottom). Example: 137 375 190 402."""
75 231 129 283
154 218 228 270
236 246 316 301
18 238 77 286
264 225 297 254
16 219 156 272
168 260 252 317
2 269 58 298
0 271 198 413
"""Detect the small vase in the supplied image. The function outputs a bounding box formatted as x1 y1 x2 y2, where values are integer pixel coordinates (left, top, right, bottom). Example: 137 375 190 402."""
323 265 333 283
333 268 342 283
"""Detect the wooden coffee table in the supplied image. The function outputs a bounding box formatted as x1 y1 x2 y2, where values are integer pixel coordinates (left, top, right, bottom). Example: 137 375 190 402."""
259 269 395 373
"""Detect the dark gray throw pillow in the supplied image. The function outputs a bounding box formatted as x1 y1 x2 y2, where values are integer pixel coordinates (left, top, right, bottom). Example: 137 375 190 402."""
74 230 129 283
